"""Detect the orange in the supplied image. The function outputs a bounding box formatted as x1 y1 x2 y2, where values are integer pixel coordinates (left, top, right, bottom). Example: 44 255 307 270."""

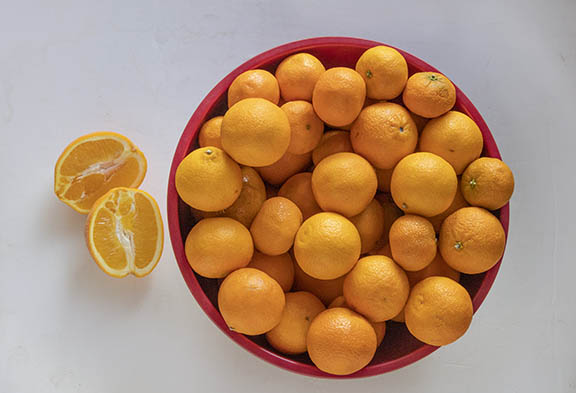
307 308 377 375
185 217 253 278
343 255 410 322
198 116 224 149
351 102 418 169
275 53 326 101
406 252 461 286
391 253 460 324
218 268 285 335
391 152 458 217
419 111 484 174
191 166 266 228
312 67 366 127
257 150 312 186
405 277 473 346
294 212 361 280
349 199 385 254
311 152 378 217
278 172 322 220
85 187 163 278
311 130 353 166
221 98 290 167
439 207 506 274
389 215 437 271
327 296 387 346
214 166 266 227
372 193 404 249
428 183 469 232
227 69 280 107
250 197 303 256
54 132 147 214
247 252 295 292
293 262 345 305
355 46 408 100
266 291 325 355
175 147 242 212
461 157 515 210
403 72 456 118
375 168 393 192
328 295 348 309
282 100 324 154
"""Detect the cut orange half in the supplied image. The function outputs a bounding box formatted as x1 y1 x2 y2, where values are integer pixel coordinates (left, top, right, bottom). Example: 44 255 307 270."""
86 187 164 278
54 132 147 214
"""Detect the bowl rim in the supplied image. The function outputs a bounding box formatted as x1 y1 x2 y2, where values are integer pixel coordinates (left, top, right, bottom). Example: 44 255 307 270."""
167 36 510 379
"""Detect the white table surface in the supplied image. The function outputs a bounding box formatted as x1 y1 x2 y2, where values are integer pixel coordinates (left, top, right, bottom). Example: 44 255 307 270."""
1 0 575 392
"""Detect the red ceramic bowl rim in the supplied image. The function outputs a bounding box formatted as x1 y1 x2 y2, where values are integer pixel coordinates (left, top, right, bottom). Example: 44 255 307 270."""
167 37 510 379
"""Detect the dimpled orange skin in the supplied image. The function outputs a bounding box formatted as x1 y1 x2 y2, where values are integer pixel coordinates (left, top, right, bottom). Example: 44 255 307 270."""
175 147 242 212
391 152 458 217
185 217 253 279
405 277 473 346
349 199 385 254
221 98 290 167
312 152 378 217
312 67 366 127
278 172 322 220
328 296 387 346
461 157 515 210
247 252 295 292
227 69 280 107
294 212 361 280
419 111 484 174
198 116 224 149
403 72 456 118
293 262 345 306
389 215 437 271
250 197 303 256
439 207 506 274
265 291 326 355
351 102 418 169
191 166 267 228
355 46 408 100
312 130 354 166
281 100 325 154
391 253 460 324
218 268 285 336
307 308 377 375
257 150 312 186
343 255 410 322
275 53 326 101
428 183 469 232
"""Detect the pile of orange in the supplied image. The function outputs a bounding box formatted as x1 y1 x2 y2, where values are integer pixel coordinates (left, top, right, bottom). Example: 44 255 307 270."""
176 47 515 375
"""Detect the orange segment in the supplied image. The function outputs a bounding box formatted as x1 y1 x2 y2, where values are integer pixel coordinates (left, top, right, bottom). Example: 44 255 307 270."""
54 132 147 213
86 187 163 278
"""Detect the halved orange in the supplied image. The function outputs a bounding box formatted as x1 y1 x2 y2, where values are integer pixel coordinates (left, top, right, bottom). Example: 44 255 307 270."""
54 132 147 214
86 187 163 278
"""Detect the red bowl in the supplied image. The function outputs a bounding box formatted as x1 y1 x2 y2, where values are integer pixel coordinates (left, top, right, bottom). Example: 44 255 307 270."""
167 37 509 378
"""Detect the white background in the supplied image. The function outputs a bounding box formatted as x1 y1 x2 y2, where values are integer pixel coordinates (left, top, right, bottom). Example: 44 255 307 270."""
1 0 575 392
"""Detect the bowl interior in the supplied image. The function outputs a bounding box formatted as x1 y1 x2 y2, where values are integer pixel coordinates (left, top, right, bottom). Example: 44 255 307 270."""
168 37 509 378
